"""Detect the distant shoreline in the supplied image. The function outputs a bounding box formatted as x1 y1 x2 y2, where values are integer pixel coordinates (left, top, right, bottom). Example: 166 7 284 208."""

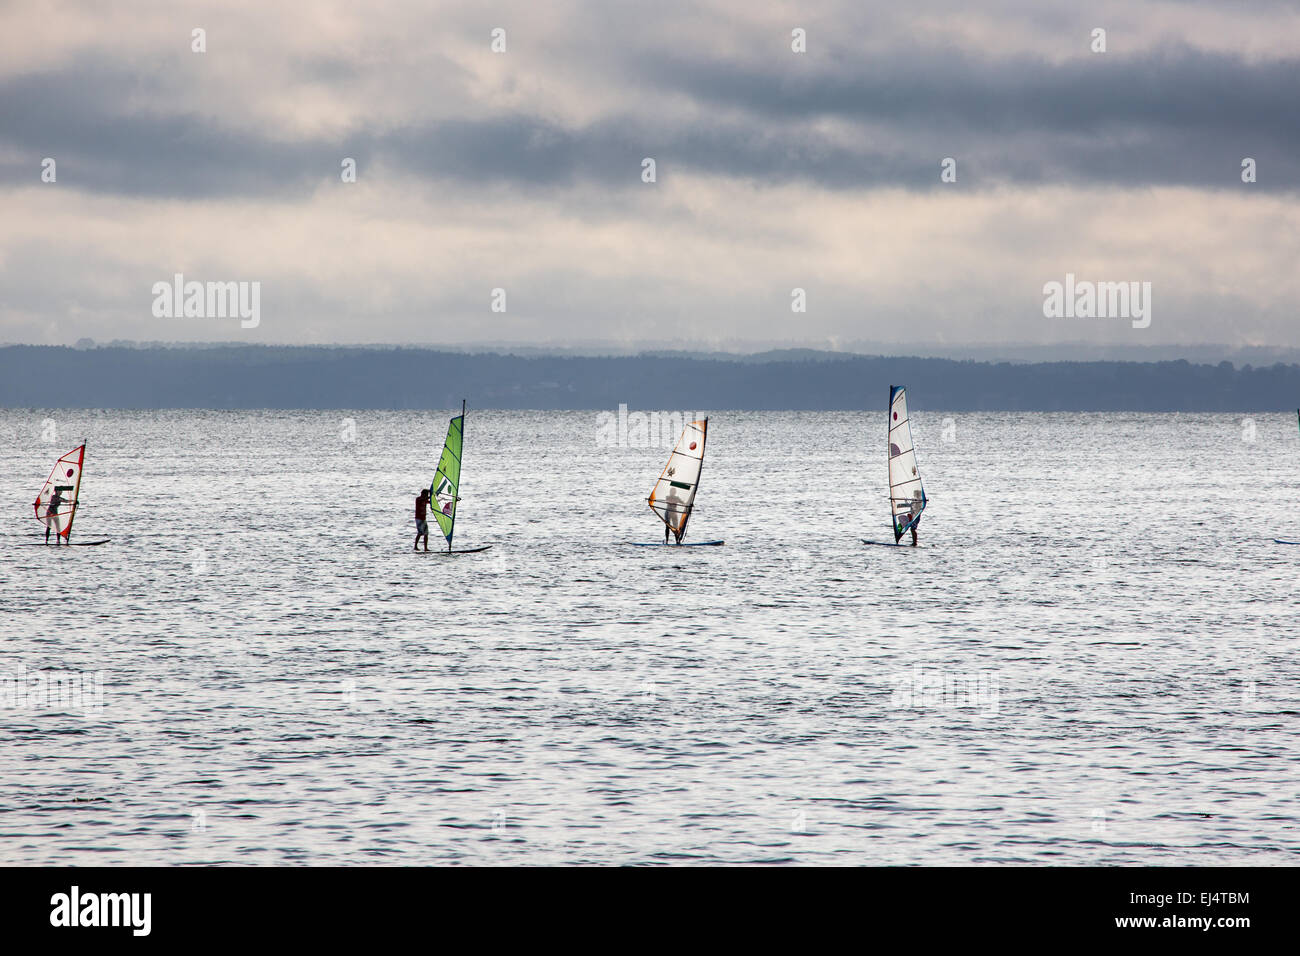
3 345 1299 411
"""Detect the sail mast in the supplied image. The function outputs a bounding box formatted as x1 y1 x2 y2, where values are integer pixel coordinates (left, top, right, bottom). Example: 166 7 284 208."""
452 398 464 552
66 441 85 542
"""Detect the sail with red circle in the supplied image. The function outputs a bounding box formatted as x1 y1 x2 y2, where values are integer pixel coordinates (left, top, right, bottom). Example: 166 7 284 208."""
648 418 708 543
34 443 86 540
888 386 926 541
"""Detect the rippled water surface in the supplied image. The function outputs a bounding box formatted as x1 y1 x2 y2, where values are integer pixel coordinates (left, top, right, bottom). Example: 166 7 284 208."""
1 409 1298 865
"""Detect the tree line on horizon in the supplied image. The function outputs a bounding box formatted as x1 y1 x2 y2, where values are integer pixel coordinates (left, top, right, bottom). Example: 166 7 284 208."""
2 345 1298 411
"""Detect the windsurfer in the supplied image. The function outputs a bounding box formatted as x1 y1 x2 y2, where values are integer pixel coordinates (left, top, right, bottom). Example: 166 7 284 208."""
896 511 918 547
42 488 64 544
664 487 686 544
414 489 430 551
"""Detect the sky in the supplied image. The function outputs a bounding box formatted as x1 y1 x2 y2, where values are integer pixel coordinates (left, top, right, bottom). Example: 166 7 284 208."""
1 0 1297 353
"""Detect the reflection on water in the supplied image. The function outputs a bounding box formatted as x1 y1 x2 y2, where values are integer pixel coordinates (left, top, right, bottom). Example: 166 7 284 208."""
0 409 1297 864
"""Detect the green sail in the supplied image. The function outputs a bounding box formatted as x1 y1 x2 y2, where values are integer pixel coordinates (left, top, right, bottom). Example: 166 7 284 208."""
429 408 464 546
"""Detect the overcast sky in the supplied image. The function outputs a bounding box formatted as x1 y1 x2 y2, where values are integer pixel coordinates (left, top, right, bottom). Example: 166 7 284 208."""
1 0 1297 352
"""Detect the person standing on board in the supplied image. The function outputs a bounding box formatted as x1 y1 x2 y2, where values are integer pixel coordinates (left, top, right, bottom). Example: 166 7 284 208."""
414 488 430 551
41 488 65 545
896 511 918 547
664 486 686 545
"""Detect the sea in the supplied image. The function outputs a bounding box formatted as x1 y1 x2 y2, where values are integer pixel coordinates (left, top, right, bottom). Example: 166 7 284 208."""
1 409 1297 865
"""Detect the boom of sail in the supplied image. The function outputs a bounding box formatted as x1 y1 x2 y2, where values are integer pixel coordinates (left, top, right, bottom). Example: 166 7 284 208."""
887 386 926 542
34 443 86 541
648 418 708 544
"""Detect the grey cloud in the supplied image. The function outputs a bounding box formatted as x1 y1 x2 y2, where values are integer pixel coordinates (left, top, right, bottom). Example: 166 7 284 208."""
633 44 1297 134
627 43 1300 189
0 64 917 197
383 42 1300 191
0 66 349 198
1 41 1296 199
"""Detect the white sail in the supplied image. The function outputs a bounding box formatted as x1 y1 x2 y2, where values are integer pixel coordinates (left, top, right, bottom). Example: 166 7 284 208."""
648 418 708 543
887 386 925 540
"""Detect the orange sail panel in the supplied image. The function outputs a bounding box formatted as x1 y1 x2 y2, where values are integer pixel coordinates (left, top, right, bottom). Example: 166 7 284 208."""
647 419 708 542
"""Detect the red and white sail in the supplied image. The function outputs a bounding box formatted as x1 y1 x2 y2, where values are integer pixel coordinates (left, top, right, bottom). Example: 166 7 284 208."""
34 444 85 540
648 419 708 542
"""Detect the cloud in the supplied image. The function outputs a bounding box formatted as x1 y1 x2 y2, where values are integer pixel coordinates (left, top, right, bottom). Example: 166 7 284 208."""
5 40 1297 198
0 0 1296 349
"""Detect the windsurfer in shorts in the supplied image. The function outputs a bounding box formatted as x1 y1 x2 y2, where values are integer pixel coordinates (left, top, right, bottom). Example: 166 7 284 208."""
895 510 918 547
664 486 686 545
414 488 430 551
42 488 64 544
908 490 922 546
